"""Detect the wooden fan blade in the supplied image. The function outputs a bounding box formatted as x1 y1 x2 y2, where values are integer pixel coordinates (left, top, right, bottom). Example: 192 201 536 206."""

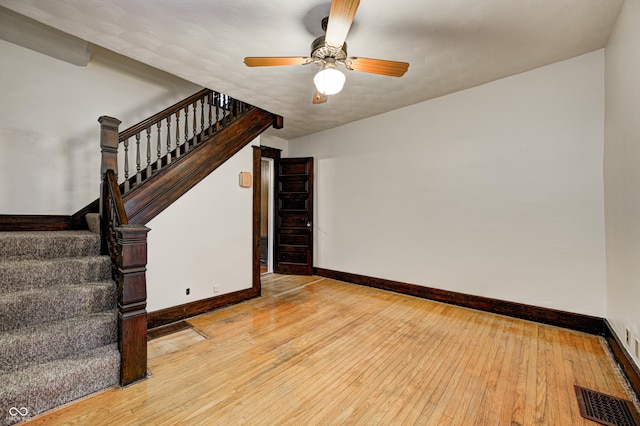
346 57 409 77
313 89 328 104
244 57 311 67
325 0 360 48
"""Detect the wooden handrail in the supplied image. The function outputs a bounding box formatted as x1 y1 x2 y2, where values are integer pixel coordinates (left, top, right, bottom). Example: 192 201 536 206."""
123 107 278 225
119 88 211 141
114 89 252 194
105 169 128 225
101 168 128 260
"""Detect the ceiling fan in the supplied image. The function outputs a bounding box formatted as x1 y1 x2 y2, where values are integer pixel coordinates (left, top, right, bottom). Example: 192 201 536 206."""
244 0 409 104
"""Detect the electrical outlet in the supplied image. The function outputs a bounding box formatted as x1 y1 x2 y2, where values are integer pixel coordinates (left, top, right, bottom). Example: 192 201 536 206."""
213 286 219 293
626 328 631 345
186 288 190 295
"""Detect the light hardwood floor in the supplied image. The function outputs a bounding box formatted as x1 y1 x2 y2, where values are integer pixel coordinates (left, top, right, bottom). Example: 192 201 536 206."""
25 274 634 425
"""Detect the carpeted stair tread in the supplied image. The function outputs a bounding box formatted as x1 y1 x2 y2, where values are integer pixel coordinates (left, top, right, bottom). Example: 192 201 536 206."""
0 344 119 425
0 282 116 332
0 231 101 261
0 229 121 425
0 312 117 373
0 256 112 292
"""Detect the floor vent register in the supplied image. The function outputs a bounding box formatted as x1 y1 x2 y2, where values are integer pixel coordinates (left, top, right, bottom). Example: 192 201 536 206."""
575 385 640 426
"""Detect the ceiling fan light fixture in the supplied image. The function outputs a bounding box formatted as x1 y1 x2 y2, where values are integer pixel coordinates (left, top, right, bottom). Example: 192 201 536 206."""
314 59 345 95
244 0 409 104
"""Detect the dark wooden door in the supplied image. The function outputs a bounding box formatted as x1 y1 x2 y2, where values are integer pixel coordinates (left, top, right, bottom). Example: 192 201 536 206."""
275 157 314 275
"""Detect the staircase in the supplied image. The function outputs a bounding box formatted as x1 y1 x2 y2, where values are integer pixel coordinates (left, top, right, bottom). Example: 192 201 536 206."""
0 227 119 425
0 88 281 423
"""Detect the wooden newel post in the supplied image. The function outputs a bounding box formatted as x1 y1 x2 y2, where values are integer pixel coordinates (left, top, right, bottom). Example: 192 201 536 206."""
116 224 150 386
99 116 121 177
99 116 122 254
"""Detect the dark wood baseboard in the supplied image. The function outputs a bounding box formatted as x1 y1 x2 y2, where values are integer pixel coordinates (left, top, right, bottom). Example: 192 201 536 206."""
314 267 606 335
0 214 79 231
147 287 260 329
1 199 99 232
604 319 640 398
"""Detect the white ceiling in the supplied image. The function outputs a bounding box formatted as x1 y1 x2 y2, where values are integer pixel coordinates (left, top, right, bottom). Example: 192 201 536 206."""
0 0 624 140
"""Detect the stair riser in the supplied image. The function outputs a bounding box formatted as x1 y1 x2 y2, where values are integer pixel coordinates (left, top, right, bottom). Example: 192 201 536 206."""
0 257 112 292
0 283 116 332
0 231 101 261
0 313 117 373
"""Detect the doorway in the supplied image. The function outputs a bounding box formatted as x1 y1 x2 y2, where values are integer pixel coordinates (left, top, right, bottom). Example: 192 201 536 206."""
260 157 274 275
252 146 314 289
274 157 314 275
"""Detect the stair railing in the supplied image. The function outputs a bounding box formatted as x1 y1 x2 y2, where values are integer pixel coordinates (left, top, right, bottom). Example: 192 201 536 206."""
98 89 257 386
117 88 251 193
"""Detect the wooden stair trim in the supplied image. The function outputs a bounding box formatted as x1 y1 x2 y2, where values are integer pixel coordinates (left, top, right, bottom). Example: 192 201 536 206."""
72 199 100 227
123 108 277 225
0 215 79 231
0 199 98 232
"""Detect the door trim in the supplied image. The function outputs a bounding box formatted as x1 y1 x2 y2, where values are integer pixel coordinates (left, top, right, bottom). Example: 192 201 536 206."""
261 157 275 274
253 146 282 292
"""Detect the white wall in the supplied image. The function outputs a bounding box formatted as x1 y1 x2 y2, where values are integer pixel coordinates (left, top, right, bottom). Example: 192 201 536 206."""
604 0 640 368
290 50 607 317
1 36 257 315
146 142 256 312
0 40 200 214
261 134 289 157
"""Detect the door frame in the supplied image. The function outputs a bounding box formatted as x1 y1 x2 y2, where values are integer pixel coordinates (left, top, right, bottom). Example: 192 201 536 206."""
261 157 275 274
252 146 281 294
274 157 314 275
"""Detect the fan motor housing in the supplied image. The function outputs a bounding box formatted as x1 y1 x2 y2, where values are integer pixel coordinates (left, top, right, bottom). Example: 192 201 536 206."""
311 36 347 62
